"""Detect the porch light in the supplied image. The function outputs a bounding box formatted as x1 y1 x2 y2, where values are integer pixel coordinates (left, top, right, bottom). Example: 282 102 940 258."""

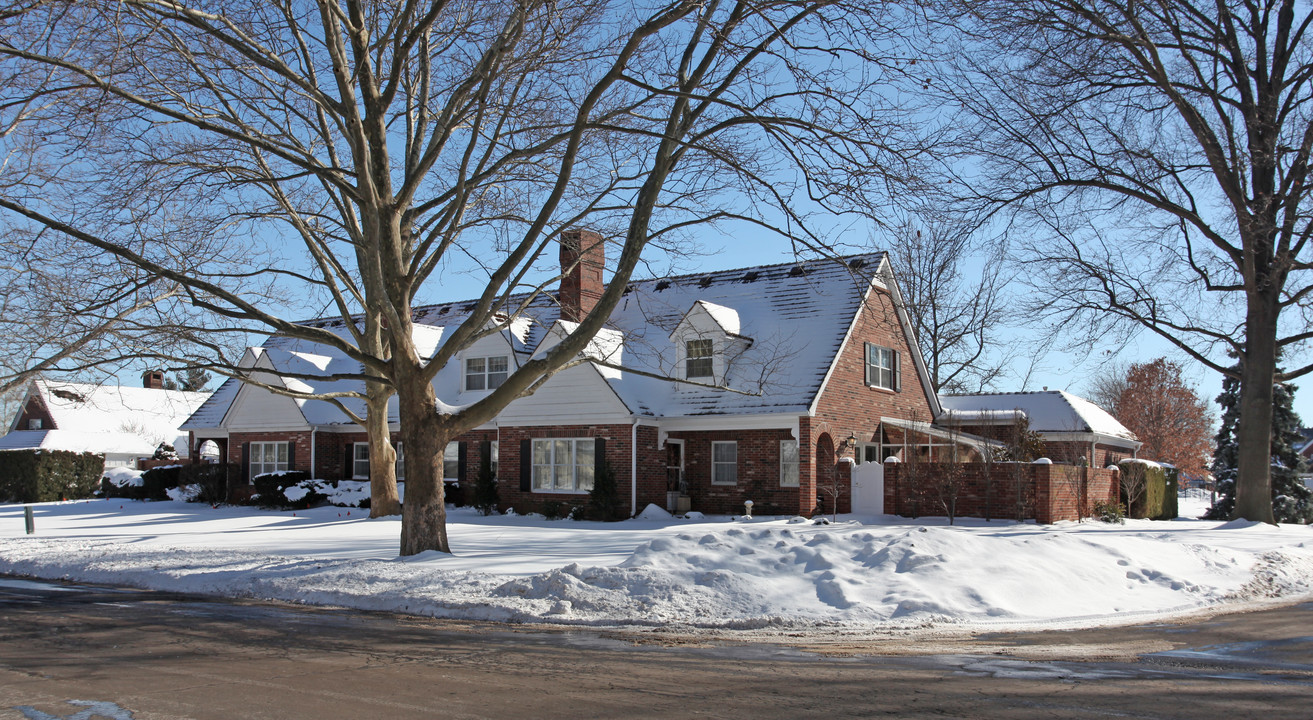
845 433 857 449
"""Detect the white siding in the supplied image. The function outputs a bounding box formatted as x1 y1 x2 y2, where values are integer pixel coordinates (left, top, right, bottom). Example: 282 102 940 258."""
498 364 629 424
223 381 308 429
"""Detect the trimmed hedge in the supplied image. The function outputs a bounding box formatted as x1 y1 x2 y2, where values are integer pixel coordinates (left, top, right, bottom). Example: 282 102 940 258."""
1118 460 1171 520
0 449 104 503
141 465 184 501
251 471 322 509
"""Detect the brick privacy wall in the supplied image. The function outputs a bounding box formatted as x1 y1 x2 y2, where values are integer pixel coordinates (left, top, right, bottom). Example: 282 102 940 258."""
808 285 939 516
884 462 1119 523
496 423 663 516
667 428 801 515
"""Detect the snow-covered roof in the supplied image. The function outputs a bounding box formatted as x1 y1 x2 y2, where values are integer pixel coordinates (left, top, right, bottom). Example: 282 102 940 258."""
184 253 890 428
2 380 209 457
939 390 1138 444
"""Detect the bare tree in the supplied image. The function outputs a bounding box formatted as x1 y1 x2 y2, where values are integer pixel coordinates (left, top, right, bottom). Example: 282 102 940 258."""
939 0 1313 523
883 214 1014 393
0 0 919 554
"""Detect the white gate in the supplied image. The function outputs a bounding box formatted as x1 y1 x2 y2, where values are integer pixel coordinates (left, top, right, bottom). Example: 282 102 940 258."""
850 462 884 515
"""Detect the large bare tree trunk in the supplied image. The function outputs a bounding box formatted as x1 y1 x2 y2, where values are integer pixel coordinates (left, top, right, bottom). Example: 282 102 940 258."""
365 380 401 517
1235 299 1278 523
396 359 450 555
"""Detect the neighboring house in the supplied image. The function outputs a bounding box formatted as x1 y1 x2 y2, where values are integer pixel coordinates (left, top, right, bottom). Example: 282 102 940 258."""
938 390 1141 467
1 373 211 468
183 235 947 516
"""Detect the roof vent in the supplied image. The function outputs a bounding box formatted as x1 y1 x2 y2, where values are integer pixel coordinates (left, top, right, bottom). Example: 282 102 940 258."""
741 271 760 283
655 280 671 292
698 276 713 289
788 265 808 277
848 258 867 270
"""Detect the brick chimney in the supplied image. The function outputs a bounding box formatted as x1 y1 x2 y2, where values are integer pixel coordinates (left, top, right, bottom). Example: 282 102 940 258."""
142 370 165 389
558 229 605 322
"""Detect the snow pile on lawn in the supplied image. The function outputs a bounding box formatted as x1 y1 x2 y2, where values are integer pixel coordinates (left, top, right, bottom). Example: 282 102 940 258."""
1 500 1310 632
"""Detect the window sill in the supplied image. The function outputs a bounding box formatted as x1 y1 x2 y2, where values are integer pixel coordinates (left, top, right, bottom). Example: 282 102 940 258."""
867 384 896 394
531 488 589 494
710 481 738 486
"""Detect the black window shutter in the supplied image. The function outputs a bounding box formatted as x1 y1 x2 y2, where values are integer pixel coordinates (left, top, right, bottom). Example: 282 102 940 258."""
344 444 353 480
241 442 250 483
286 441 296 472
480 441 492 480
594 438 606 474
520 438 532 491
893 350 902 392
863 342 872 386
457 441 468 483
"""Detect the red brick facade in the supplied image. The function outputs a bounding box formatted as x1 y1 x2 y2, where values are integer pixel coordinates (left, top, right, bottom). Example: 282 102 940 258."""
884 462 1119 524
14 393 54 431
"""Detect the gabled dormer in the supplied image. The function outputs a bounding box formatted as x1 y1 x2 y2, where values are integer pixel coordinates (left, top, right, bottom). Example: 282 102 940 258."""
668 300 753 387
532 320 624 378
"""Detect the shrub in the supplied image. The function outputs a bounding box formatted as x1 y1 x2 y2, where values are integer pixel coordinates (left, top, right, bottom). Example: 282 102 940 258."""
586 454 623 521
1118 459 1168 519
1093 499 1126 524
0 450 104 503
444 481 465 507
251 471 314 508
180 464 240 505
141 465 184 501
539 499 565 520
472 449 499 516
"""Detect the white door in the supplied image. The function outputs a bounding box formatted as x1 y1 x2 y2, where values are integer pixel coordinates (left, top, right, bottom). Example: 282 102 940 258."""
850 462 884 514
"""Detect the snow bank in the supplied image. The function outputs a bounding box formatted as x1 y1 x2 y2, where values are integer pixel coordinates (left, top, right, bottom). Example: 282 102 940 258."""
1 500 1310 633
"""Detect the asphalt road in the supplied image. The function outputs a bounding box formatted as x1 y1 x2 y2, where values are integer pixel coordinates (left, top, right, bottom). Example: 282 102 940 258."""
0 576 1310 719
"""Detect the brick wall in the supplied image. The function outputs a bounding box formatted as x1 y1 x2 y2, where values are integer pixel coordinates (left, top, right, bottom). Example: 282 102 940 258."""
666 428 801 515
14 393 53 431
884 462 1119 523
496 423 664 516
809 285 938 517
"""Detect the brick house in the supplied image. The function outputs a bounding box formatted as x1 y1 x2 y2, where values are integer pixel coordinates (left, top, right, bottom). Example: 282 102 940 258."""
182 237 951 517
1 373 210 468
938 391 1141 467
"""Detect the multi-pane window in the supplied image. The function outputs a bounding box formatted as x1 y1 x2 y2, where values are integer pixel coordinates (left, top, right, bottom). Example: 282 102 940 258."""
443 441 460 481
712 441 737 485
352 443 370 478
531 438 595 492
353 442 404 479
489 440 499 478
865 343 898 390
685 339 713 378
250 441 288 478
780 440 800 487
464 355 509 391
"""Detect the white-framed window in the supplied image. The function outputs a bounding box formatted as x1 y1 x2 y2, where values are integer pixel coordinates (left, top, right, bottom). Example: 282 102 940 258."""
685 338 713 378
250 441 288 477
864 343 899 391
443 441 460 481
531 438 595 492
352 442 370 478
27 418 41 430
712 441 737 485
489 440 499 478
464 355 509 391
780 439 799 487
353 441 405 479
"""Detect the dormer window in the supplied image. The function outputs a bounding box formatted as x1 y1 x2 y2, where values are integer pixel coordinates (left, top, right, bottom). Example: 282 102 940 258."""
685 339 713 378
464 355 508 391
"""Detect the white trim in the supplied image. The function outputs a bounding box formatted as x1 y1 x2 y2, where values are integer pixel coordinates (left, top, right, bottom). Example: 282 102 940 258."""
780 439 800 487
658 413 801 434
1038 431 1142 450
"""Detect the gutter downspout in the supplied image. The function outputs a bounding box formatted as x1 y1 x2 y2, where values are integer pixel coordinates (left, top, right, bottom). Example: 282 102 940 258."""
310 427 317 479
631 419 639 518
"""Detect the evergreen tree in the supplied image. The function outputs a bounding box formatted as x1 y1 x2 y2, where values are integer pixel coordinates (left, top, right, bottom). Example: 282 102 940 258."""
175 368 211 392
471 444 499 517
587 454 622 521
1207 359 1311 522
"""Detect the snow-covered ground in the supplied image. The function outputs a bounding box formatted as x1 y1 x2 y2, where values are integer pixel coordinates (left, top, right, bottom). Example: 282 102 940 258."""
1 492 1310 636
